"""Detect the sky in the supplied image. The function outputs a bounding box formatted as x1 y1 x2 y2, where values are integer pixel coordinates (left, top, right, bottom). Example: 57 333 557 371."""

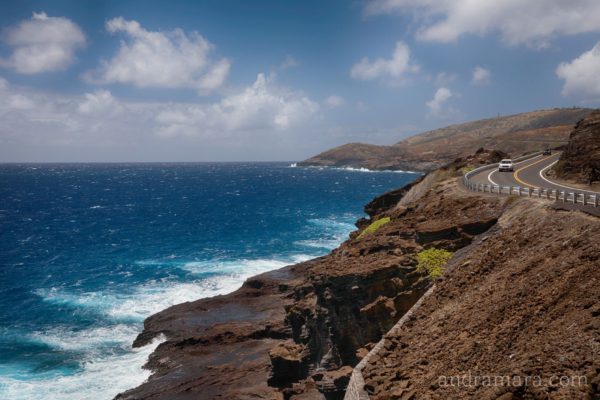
1 0 600 162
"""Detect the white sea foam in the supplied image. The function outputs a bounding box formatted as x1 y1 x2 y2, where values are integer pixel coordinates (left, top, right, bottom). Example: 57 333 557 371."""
332 166 420 173
36 256 315 322
0 335 164 400
25 255 318 399
299 165 420 173
29 324 141 352
294 238 341 250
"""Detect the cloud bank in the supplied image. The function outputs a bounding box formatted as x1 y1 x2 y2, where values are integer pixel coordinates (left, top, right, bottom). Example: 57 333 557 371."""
0 74 318 154
364 0 600 48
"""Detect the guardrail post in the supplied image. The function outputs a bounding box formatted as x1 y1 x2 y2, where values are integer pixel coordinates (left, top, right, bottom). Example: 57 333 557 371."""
595 195 598 208
584 194 588 206
554 190 558 201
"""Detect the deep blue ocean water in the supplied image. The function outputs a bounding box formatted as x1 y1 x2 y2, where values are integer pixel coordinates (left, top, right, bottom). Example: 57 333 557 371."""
0 162 417 399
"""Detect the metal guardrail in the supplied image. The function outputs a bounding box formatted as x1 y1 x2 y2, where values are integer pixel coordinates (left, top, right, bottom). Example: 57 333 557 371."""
463 152 599 208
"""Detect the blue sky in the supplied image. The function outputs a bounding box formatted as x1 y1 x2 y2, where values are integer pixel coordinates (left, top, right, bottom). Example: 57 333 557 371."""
1 0 599 162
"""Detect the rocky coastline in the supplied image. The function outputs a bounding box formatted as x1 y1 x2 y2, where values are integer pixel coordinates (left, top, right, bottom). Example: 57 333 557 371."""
116 114 600 400
116 149 518 399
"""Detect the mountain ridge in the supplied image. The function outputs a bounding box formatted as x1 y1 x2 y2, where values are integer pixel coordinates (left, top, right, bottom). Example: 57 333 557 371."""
299 108 593 172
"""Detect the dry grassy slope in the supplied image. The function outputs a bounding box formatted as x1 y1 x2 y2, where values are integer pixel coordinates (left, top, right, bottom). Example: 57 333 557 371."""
299 108 592 172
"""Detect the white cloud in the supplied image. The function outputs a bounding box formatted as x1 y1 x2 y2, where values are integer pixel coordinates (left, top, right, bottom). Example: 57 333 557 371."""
426 87 452 116
433 72 456 86
0 12 85 74
0 73 318 149
556 42 600 99
350 41 419 82
325 95 345 108
471 66 491 85
364 0 600 48
155 73 319 136
78 90 123 116
86 17 229 93
280 55 300 69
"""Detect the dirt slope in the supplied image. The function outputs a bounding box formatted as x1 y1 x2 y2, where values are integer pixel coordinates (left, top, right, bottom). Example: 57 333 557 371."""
362 200 600 399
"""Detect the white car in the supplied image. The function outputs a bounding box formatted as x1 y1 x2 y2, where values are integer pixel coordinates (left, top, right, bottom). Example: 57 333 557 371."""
498 159 514 172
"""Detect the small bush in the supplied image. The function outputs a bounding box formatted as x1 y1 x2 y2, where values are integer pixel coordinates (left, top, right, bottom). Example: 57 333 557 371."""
416 248 453 279
460 165 475 175
358 217 391 238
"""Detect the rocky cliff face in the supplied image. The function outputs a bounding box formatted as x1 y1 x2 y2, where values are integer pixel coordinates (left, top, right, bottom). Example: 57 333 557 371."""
552 109 600 185
116 151 508 400
299 108 591 172
362 198 600 400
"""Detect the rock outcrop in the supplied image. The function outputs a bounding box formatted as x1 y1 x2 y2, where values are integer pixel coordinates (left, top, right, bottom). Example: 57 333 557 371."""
552 109 600 185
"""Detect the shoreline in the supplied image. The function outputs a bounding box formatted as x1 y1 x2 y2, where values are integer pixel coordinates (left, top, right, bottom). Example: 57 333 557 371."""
114 167 436 399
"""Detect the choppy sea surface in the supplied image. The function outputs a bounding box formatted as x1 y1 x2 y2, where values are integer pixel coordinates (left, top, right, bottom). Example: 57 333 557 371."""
0 162 417 399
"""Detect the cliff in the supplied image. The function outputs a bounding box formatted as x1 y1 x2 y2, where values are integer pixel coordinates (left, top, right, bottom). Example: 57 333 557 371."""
299 108 591 172
117 148 599 399
551 110 600 185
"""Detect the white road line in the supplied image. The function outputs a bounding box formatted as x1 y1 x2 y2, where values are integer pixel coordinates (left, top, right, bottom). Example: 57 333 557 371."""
539 160 599 195
487 169 498 186
485 154 541 186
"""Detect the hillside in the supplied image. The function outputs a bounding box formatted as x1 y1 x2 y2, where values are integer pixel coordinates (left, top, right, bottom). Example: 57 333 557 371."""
299 108 592 172
552 110 600 185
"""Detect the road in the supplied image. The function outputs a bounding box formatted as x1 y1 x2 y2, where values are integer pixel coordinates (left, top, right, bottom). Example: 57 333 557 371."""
469 152 599 195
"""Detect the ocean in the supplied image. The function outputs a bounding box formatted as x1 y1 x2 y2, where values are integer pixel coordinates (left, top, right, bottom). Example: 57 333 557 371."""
0 162 417 399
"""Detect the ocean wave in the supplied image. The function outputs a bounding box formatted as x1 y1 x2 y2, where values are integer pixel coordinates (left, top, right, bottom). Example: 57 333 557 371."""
28 324 141 352
294 238 342 250
35 255 315 322
332 166 420 173
307 217 356 230
0 335 164 400
297 165 420 174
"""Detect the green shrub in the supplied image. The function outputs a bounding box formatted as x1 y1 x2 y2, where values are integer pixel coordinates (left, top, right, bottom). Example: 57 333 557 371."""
358 217 391 238
460 165 475 174
416 248 453 279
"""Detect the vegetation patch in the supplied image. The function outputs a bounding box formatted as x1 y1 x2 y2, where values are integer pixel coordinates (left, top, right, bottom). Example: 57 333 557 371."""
358 217 391 238
416 248 454 279
460 165 475 174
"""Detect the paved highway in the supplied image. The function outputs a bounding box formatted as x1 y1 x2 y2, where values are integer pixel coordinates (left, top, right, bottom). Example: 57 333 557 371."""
469 152 599 195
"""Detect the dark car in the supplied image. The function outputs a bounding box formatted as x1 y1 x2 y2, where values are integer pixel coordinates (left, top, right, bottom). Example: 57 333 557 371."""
542 149 552 155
